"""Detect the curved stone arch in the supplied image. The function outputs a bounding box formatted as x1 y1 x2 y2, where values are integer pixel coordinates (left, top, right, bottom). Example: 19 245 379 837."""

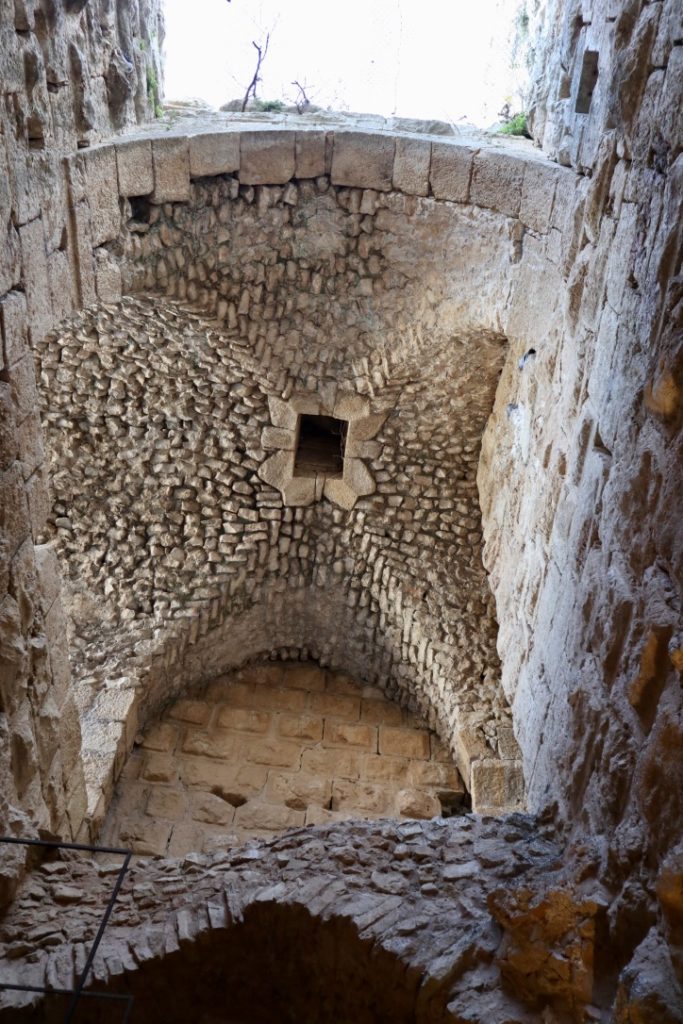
35 123 580 829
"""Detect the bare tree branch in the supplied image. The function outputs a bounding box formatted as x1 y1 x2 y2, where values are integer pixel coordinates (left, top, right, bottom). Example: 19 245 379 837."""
241 32 270 112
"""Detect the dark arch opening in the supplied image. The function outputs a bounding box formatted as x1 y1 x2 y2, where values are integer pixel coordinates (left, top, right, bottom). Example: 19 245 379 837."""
15 902 436 1024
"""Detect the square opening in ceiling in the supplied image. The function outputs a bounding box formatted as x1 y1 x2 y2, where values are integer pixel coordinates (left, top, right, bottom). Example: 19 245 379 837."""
294 414 347 478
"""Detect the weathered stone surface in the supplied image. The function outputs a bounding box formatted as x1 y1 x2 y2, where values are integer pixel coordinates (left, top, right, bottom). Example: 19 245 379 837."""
116 139 154 197
393 137 431 197
152 137 191 203
240 131 295 185
189 132 240 178
429 143 473 201
331 132 395 191
101 663 462 855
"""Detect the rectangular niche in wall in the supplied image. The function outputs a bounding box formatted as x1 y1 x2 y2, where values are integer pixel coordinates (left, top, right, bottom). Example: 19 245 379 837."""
576 50 599 113
294 415 347 477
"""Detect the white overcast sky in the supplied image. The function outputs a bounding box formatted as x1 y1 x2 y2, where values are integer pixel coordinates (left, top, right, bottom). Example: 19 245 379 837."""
162 0 526 127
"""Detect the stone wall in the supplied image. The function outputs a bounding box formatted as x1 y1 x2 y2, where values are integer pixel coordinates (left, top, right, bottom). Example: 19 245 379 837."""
32 123 581 828
476 0 683 1005
0 0 162 900
101 662 465 857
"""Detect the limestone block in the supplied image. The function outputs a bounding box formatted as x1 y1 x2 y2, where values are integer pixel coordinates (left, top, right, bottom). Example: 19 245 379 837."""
409 760 463 790
152 137 191 203
470 151 526 218
520 162 560 233
0 465 31 585
147 788 186 821
0 291 27 370
168 700 211 725
379 726 430 760
16 408 44 480
278 714 323 742
233 801 303 830
47 249 77 322
331 132 395 191
295 131 328 178
361 698 403 727
333 391 369 421
141 753 177 783
290 392 321 416
301 747 362 780
24 467 49 541
19 217 52 344
140 720 178 753
267 394 298 429
83 147 120 246
259 449 294 492
181 729 237 760
310 692 360 719
34 544 61 615
69 200 97 307
282 476 317 507
95 249 122 303
7 353 38 425
344 457 375 496
189 132 240 178
217 707 270 733
246 738 302 768
395 788 440 819
119 817 171 856
322 477 358 511
116 140 154 197
470 758 524 813
180 757 266 797
266 771 331 810
331 778 390 815
0 384 15 472
281 664 326 691
393 138 431 197
362 753 409 783
240 131 295 185
191 791 234 825
430 143 473 201
324 720 376 750
262 426 296 451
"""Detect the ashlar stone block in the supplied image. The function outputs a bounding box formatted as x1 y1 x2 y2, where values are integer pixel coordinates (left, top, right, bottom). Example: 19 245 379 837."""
430 143 474 201
152 136 191 203
116 139 154 197
189 132 240 178
470 150 526 218
393 137 431 197
83 146 120 245
331 132 395 191
240 131 295 185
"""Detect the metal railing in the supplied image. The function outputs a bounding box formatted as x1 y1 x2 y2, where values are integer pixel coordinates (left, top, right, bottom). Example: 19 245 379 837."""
0 837 134 1023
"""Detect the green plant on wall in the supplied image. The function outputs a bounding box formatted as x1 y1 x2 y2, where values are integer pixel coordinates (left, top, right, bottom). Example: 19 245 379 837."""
146 65 163 118
499 112 530 137
253 98 285 112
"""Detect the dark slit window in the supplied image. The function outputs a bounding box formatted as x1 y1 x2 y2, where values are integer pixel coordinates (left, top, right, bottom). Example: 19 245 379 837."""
294 415 347 477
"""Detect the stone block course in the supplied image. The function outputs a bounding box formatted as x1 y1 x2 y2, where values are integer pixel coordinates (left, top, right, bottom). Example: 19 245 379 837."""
103 663 465 855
